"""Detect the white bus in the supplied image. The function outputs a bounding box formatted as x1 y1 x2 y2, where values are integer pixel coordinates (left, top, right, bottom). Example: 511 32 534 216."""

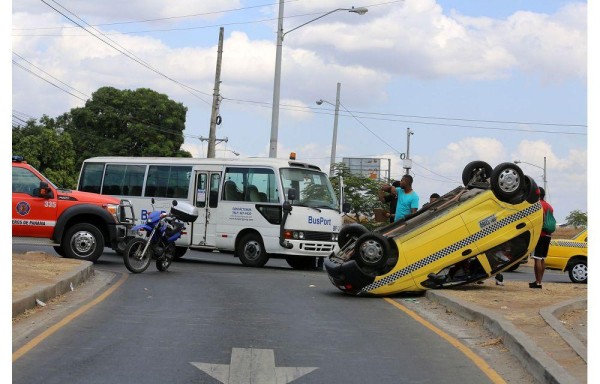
77 156 344 269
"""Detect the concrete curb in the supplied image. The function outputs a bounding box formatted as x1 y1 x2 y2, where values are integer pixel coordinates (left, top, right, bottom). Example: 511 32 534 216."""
12 261 94 318
540 298 587 363
425 290 579 384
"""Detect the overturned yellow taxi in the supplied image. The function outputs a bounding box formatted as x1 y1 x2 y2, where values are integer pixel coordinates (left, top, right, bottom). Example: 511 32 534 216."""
325 161 544 296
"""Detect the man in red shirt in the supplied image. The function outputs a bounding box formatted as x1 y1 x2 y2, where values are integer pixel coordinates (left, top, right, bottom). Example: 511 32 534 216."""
530 187 554 289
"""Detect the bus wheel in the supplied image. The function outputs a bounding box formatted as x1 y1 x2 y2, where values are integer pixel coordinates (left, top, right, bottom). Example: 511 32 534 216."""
236 233 269 267
173 246 188 260
285 256 316 270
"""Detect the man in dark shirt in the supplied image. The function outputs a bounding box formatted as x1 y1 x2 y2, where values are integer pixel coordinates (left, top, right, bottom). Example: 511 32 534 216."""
380 180 401 223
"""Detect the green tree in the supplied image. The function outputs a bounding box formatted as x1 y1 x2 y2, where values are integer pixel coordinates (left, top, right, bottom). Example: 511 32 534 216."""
65 86 191 171
13 116 78 188
565 210 587 228
329 162 385 226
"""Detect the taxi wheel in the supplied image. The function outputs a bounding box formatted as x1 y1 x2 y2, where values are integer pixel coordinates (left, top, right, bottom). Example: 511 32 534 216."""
53 246 66 257
462 161 493 187
354 233 391 269
338 223 368 248
63 223 104 263
523 176 540 204
568 260 587 283
490 163 525 203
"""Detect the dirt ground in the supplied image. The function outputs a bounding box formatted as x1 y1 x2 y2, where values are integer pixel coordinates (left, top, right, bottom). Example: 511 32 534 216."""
12 252 83 295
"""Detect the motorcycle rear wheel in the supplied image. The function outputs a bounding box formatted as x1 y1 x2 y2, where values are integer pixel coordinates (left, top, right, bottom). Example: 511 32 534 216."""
123 238 152 273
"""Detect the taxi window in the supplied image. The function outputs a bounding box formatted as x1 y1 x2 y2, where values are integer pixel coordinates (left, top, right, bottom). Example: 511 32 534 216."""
12 167 42 195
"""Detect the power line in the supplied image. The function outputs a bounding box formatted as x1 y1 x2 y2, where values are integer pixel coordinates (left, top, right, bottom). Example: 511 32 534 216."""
13 51 90 100
12 53 205 143
14 1 300 30
13 60 88 102
221 97 586 136
15 1 400 36
41 0 212 106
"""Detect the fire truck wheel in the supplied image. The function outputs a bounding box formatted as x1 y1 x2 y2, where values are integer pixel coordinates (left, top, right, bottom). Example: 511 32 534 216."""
63 223 104 262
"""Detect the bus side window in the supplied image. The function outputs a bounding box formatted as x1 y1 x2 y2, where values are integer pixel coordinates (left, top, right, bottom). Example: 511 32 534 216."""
209 173 220 208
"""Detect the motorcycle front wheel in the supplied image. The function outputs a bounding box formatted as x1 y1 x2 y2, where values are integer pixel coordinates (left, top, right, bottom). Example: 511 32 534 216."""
123 238 152 274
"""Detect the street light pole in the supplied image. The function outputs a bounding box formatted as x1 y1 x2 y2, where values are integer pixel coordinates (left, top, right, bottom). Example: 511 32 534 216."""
268 4 368 158
543 156 547 193
316 83 341 176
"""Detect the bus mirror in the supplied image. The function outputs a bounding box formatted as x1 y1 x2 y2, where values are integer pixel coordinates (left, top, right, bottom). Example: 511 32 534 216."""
283 201 293 213
342 202 351 213
287 188 297 201
172 200 178 206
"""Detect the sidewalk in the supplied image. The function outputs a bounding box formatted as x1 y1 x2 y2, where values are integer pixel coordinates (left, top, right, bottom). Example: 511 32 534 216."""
12 252 587 383
424 289 586 384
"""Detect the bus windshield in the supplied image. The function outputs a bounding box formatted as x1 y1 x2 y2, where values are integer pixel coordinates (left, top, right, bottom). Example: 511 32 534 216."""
279 168 338 210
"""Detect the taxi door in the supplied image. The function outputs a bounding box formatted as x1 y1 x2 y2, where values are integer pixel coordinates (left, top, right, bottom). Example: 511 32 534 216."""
12 166 58 239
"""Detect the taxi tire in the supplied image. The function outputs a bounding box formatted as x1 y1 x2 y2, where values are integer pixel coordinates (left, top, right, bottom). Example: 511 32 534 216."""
63 223 104 263
462 161 493 186
354 233 390 269
490 163 525 203
338 223 368 248
523 176 540 204
568 259 587 283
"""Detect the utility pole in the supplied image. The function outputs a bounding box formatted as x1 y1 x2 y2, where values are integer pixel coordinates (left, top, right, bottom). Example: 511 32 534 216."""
404 128 414 175
207 27 224 158
329 82 341 176
269 0 285 158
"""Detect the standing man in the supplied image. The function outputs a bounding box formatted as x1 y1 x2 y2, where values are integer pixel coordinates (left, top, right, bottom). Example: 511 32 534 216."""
379 180 400 223
530 187 554 289
380 175 419 222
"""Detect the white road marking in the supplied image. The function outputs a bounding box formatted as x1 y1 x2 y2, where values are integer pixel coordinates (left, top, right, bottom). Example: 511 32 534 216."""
191 347 318 384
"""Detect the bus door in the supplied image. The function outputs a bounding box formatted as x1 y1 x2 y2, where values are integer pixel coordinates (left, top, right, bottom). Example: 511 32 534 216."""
192 171 221 246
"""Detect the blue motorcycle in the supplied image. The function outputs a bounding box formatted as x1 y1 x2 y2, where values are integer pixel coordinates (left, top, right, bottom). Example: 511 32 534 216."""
123 199 199 273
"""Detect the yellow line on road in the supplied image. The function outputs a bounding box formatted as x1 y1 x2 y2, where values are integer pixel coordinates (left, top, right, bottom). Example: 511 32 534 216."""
383 297 506 384
13 272 128 362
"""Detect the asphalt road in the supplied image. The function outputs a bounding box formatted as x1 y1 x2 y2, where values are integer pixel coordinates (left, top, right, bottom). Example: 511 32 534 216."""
12 247 509 384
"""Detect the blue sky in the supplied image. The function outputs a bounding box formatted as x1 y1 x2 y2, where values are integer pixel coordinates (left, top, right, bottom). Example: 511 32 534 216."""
9 0 588 222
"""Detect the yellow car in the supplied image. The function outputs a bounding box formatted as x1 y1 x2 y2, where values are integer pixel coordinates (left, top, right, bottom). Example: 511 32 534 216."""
545 229 587 283
325 161 544 296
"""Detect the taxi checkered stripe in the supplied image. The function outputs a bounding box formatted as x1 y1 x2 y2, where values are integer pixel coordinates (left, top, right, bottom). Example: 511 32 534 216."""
551 240 587 248
361 202 541 293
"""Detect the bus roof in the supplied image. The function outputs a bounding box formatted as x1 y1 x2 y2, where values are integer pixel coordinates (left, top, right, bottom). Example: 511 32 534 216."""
82 156 323 172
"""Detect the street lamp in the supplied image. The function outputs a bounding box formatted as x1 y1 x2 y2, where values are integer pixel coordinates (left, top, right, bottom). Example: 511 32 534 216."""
269 4 368 158
218 149 240 157
514 156 547 193
316 82 341 176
